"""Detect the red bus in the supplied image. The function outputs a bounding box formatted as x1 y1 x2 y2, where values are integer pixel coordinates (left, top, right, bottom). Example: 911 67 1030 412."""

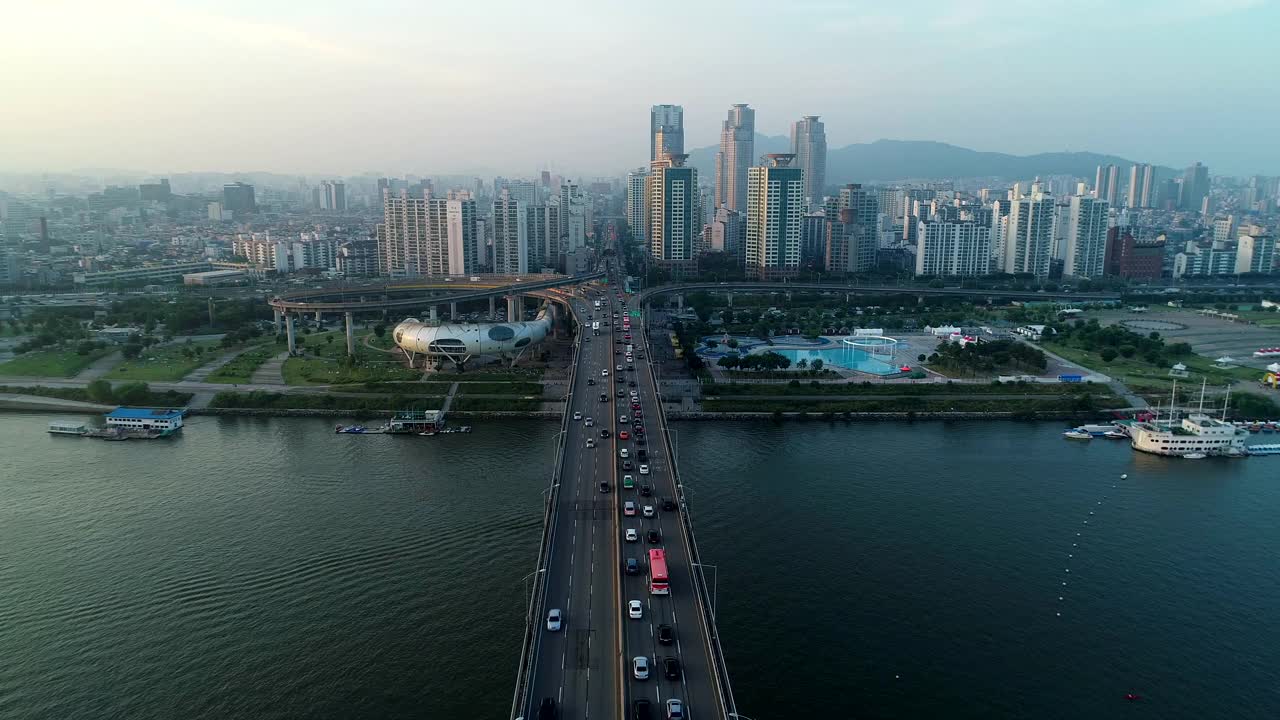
648 549 669 595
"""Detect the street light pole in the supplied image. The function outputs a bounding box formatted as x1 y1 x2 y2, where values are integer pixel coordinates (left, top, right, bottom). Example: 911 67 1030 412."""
692 561 718 621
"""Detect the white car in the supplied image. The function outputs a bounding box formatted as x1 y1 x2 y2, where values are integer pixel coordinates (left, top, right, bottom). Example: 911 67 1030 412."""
620 448 629 459
639 464 650 475
573 411 582 421
642 505 654 518
619 415 630 424
623 501 636 516
616 364 624 371
602 369 609 377
586 438 595 448
584 417 594 427
546 608 562 631
625 528 638 542
628 600 643 619
632 656 650 680
630 390 639 398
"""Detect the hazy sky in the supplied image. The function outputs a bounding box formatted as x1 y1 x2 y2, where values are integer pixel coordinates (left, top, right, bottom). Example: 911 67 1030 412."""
2 0 1277 178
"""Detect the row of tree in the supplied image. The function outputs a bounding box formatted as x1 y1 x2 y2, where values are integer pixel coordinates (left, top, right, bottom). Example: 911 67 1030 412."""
716 351 795 372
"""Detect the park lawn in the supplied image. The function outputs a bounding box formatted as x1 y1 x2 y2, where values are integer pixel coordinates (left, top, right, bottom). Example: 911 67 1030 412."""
702 394 1122 414
455 382 544 396
1043 342 1259 390
365 331 397 350
105 339 224 381
282 332 421 385
0 347 113 377
206 340 288 383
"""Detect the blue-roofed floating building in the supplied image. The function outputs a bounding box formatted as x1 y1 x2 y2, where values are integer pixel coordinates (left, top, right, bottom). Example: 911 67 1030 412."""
104 408 185 435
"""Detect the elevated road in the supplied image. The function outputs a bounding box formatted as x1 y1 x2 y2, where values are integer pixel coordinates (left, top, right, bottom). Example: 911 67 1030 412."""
638 280 1122 303
268 272 604 313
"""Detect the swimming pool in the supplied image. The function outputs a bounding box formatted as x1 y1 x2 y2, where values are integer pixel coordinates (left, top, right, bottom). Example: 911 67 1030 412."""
765 343 905 375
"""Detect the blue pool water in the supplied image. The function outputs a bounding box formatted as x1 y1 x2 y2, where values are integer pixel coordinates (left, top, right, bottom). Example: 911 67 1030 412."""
768 345 903 375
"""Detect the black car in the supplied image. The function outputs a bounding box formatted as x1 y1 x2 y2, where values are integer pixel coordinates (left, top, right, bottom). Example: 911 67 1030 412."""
625 557 639 575
599 481 609 493
657 624 673 645
539 697 558 720
646 529 661 544
639 484 652 497
661 497 675 511
588 378 595 386
622 460 634 471
600 429 612 438
637 449 649 462
662 656 681 681
628 381 636 387
617 390 626 397
635 437 646 446
599 393 607 402
632 698 652 720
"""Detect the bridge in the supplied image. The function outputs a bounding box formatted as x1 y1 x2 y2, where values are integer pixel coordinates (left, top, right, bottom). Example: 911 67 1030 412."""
263 272 604 355
512 272 736 718
637 280 1123 304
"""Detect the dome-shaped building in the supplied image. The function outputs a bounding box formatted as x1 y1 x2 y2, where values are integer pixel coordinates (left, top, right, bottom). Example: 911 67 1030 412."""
393 303 554 369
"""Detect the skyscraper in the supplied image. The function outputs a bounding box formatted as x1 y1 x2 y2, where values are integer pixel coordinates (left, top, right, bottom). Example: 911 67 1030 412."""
558 181 586 254
1126 166 1144 209
1181 162 1210 212
1138 164 1155 208
377 190 428 277
223 182 256 214
650 105 684 162
745 154 804 280
319 180 347 212
715 104 754 213
1093 164 1121 206
824 183 879 274
647 153 699 273
626 170 648 242
790 116 827 208
1064 195 1109 277
1004 182 1055 277
492 189 529 275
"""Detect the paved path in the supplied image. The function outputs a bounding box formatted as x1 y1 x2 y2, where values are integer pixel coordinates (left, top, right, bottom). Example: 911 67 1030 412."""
0 393 114 413
183 348 242 382
250 351 290 385
73 351 122 381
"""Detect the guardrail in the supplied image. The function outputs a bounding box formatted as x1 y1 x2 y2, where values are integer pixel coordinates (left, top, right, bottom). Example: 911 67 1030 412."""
509 304 580 720
641 304 739 719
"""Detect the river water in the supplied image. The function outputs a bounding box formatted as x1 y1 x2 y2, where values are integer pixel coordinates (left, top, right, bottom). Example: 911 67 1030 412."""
1 415 1277 719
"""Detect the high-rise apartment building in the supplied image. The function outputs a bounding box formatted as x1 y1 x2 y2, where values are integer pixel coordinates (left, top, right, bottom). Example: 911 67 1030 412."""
1126 165 1150 209
1004 183 1055 277
715 104 754 212
650 104 684 162
626 170 648 241
1181 162 1210 212
824 183 879 274
709 207 746 262
1064 195 1109 277
745 154 804 280
223 182 256 214
1094 165 1121 206
319 181 347 212
1236 234 1276 274
647 153 700 273
791 116 827 208
558 181 586 254
492 189 529 275
525 203 560 271
914 221 992 276
801 211 827 263
374 189 478 278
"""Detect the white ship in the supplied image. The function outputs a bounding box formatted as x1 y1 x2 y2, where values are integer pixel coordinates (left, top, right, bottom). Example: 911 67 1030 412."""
1129 381 1249 457
1253 347 1280 358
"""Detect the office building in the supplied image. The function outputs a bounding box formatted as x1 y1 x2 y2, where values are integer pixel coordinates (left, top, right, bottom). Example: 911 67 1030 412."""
791 116 827 208
1004 183 1055 277
223 182 256 214
492 189 529 275
1104 228 1163 279
1236 234 1276 274
650 104 684 162
745 154 804 280
1181 162 1210 212
801 211 827 263
914 221 992 276
139 179 171 202
626 170 647 241
1063 196 1109 277
715 104 754 212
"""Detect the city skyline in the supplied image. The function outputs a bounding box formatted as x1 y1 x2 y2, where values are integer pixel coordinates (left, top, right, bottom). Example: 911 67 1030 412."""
2 1 1279 177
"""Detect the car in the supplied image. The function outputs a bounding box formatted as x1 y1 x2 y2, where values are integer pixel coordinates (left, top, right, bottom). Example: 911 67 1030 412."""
642 505 655 518
539 697 558 720
625 528 638 542
599 393 608 402
639 464 650 475
665 699 684 720
646 529 661 544
616 364 623 371
661 656 681 680
599 480 609 493
615 349 622 354
630 390 639 397
628 381 636 387
587 378 595 386
622 460 634 471
628 600 643 619
627 364 635 371
625 557 639 575
657 624 673 645
617 430 629 440
620 448 629 459
622 474 635 488
639 484 652 496
602 369 609 377
631 402 641 410
573 411 582 421
632 656 650 680
661 497 675 511
633 698 652 720
617 389 626 397
623 501 636 516
635 437 647 446
620 415 630 424
546 608 562 631
585 438 595 448
584 417 594 427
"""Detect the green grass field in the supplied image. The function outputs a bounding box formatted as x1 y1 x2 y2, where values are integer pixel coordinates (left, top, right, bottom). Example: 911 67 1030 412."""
282 332 421 385
206 341 287 384
0 348 113 377
104 340 222 381
1044 342 1260 391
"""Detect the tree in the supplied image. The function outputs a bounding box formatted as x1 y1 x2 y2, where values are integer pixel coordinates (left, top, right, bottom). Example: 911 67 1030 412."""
796 358 808 369
1099 347 1119 362
726 338 739 349
115 382 152 406
811 359 824 373
917 354 927 363
704 339 718 349
87 379 115 404
122 342 143 360
75 340 96 356
373 323 387 339
326 335 334 345
1118 344 1137 358
928 279 945 289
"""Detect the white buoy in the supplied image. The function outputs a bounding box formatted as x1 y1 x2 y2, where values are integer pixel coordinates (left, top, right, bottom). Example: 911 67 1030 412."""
1084 521 1089 524
1065 569 1071 573
1077 533 1081 536
895 675 900 679
1073 543 1078 547
1062 581 1067 586
1121 474 1128 479
1059 596 1064 600
1069 554 1073 558
1056 612 1061 617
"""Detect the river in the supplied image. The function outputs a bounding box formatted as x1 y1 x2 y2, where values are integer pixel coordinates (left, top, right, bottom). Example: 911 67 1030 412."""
1 415 1277 719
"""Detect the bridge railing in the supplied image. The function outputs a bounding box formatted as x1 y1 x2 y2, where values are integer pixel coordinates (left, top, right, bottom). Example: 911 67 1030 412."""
509 308 580 720
641 307 739 718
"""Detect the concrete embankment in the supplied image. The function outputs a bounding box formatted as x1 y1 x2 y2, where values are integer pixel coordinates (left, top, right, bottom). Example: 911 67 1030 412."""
188 407 563 419
0 394 114 414
667 410 1105 422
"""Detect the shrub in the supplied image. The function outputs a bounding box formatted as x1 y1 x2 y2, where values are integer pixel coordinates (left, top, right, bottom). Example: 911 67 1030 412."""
1099 347 1118 362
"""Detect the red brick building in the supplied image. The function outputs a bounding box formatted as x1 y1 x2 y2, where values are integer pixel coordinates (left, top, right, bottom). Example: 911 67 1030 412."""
1105 228 1164 279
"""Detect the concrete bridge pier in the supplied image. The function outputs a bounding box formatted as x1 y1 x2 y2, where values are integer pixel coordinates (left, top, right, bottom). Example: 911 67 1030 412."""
507 295 520 321
489 295 496 318
725 292 733 308
429 306 439 322
676 294 684 310
315 309 323 324
285 313 297 355
450 301 458 320
273 308 282 334
344 311 355 356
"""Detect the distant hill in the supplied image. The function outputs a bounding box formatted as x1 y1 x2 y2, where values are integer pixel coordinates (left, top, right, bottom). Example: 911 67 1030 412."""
686 136 1171 186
